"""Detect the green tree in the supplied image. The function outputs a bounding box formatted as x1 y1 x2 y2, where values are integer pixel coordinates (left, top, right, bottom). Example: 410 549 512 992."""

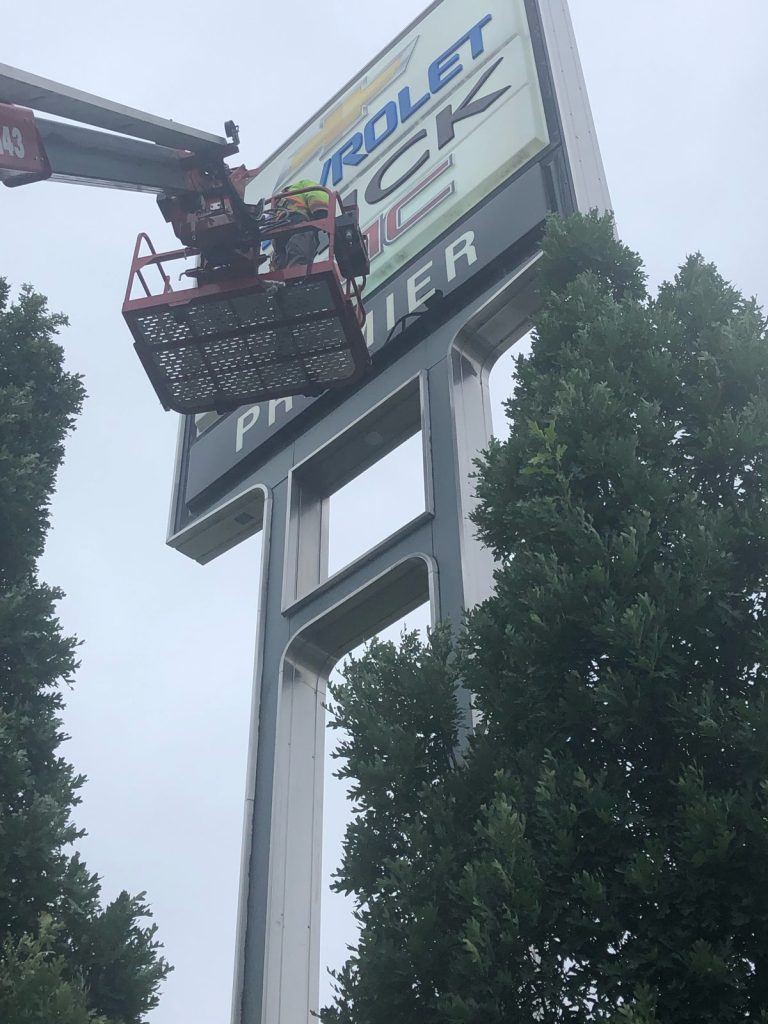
0 280 171 1022
323 212 768 1023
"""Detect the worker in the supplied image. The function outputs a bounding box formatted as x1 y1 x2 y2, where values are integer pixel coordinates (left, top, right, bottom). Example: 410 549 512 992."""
271 179 329 270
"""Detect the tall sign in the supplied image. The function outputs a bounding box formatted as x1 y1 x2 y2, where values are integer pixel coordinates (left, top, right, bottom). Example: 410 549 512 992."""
165 3 610 1022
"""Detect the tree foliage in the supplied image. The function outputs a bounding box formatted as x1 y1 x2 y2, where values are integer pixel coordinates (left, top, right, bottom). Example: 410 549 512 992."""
323 212 768 1023
0 281 170 1022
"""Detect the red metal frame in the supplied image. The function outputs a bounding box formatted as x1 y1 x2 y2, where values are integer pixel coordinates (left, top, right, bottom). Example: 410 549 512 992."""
122 185 371 415
123 186 366 327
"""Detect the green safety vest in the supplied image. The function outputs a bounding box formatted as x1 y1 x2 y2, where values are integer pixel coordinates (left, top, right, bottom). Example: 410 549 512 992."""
279 179 329 218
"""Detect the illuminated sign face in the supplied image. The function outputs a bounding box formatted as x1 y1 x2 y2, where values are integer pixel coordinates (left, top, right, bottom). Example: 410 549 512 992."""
244 0 549 296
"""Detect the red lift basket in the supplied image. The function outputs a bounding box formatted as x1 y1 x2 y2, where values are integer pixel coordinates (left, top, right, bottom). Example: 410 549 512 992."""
122 187 370 415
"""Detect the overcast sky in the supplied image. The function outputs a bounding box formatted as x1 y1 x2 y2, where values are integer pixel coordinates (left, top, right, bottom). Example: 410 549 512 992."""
3 1 767 1021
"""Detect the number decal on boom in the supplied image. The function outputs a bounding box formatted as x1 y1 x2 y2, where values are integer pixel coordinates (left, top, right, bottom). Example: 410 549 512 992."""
1 125 26 159
11 127 25 158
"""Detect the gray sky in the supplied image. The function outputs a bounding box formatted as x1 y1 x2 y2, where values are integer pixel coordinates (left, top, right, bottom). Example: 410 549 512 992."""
3 1 768 1021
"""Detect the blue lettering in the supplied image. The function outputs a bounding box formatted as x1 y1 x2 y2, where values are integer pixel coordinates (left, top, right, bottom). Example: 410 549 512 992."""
364 101 399 152
429 14 493 94
324 13 493 188
428 50 462 93
328 132 366 187
398 85 430 122
467 13 493 58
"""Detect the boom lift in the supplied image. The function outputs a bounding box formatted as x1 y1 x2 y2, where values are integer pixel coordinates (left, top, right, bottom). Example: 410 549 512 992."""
0 64 371 414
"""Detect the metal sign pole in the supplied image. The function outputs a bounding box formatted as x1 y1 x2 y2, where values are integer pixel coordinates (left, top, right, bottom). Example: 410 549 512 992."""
223 256 539 1023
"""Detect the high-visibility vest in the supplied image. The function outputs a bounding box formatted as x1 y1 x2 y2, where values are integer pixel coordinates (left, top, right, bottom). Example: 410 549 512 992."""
278 180 329 218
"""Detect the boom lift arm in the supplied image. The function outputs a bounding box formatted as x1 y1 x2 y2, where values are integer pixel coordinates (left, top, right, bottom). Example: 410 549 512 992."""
0 64 371 414
0 62 237 190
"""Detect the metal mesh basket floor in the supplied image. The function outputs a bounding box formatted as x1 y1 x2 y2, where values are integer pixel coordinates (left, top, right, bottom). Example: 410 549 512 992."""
125 274 368 414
